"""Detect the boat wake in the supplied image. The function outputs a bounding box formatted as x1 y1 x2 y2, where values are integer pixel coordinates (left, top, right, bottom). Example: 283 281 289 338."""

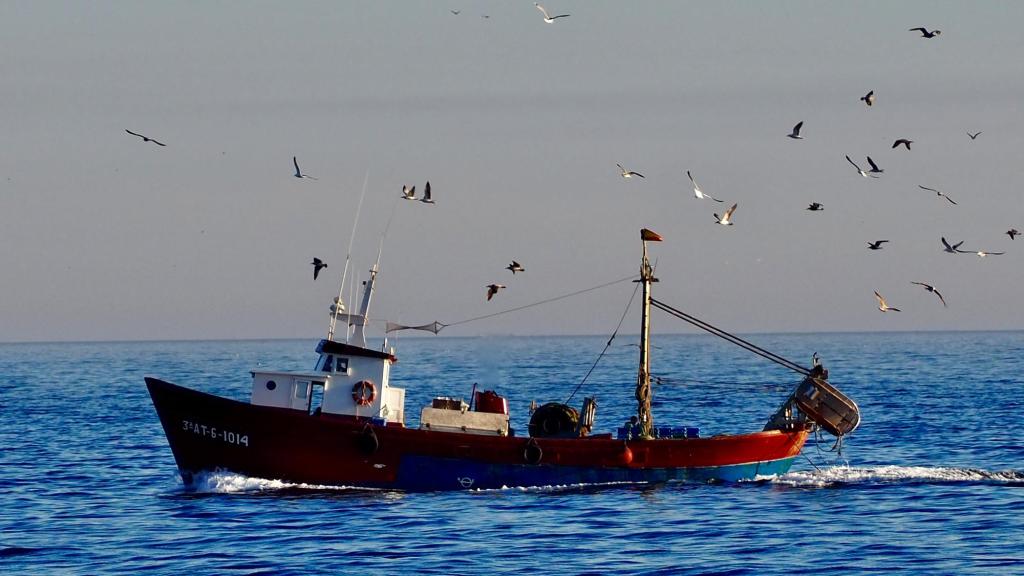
762 465 1024 488
186 470 370 494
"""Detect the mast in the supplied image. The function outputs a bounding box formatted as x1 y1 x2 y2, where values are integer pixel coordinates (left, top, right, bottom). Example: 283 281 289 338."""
635 228 661 438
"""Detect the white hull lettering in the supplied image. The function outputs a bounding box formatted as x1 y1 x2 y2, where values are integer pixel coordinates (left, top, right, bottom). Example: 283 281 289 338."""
181 419 249 447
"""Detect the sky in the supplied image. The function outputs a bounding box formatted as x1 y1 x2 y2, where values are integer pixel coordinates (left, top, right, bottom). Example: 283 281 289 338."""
3 1 1024 343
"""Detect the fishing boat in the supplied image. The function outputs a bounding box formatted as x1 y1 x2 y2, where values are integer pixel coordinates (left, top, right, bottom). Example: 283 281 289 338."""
146 229 859 491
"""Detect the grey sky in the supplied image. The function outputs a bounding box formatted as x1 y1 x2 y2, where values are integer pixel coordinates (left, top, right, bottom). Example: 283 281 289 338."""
2 1 1024 342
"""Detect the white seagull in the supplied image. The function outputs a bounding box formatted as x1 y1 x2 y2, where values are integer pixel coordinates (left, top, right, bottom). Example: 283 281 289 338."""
293 156 317 180
617 164 645 179
687 171 723 202
534 3 569 23
874 291 901 313
972 250 1005 258
846 155 879 178
714 203 738 226
787 121 804 139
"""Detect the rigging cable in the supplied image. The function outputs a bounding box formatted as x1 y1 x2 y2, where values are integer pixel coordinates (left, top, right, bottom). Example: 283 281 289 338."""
565 275 643 404
649 298 811 376
328 170 370 342
440 273 639 330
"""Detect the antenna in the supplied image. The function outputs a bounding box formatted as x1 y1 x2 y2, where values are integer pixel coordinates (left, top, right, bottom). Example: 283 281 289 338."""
328 170 370 341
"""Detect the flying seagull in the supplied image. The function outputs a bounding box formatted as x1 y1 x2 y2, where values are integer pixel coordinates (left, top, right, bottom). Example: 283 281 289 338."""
807 202 824 211
311 258 328 280
874 291 901 313
617 164 645 179
293 156 317 180
687 171 723 202
861 90 875 106
714 203 738 226
911 282 947 307
846 155 879 178
486 284 506 301
506 261 525 274
919 185 956 205
401 185 416 200
534 3 569 23
451 10 460 15
1007 229 1020 240
420 181 435 204
941 237 966 254
866 156 884 174
125 129 166 146
867 240 889 250
909 27 942 38
893 139 913 150
972 250 1005 257
967 131 982 140
787 121 804 139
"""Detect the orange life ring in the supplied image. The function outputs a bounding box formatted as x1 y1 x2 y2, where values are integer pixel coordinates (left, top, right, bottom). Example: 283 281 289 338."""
352 380 376 406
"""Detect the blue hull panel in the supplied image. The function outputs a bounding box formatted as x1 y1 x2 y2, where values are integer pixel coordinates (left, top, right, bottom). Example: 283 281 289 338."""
394 455 798 491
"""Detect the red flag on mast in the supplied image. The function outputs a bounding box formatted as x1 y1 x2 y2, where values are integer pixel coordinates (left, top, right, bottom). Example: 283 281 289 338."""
640 228 663 242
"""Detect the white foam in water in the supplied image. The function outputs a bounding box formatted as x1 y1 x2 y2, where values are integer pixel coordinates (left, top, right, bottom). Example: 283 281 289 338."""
761 465 1024 487
188 470 366 493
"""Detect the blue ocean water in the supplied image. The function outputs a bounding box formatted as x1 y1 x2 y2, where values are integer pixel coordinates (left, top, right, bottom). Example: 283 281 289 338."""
1 332 1022 575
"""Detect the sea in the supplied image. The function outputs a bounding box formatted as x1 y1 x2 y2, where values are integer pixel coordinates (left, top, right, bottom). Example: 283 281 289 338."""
1 332 1022 575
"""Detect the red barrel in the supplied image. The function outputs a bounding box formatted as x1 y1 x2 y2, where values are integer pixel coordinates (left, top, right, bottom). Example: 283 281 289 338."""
474 390 509 415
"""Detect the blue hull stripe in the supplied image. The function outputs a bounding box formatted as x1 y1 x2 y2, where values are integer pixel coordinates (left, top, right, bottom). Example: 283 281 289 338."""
394 455 798 491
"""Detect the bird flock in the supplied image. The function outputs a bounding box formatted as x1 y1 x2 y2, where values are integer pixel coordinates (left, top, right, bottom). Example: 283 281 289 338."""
120 13 1018 319
601 26 1018 316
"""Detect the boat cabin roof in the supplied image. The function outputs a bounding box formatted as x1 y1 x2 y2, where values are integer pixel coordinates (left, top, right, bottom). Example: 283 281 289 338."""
316 339 397 362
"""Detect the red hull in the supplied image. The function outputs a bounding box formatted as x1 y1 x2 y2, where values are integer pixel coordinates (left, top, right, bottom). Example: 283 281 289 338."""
147 377 809 491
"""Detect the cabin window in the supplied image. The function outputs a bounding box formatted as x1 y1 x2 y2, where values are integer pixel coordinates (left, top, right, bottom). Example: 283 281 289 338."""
322 356 333 372
295 381 309 399
336 357 349 373
266 380 277 391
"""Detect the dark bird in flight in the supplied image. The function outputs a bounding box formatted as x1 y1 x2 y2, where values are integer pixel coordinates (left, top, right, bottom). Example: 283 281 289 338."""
919 185 956 205
401 185 416 200
861 91 875 106
1007 229 1020 240
867 240 889 250
311 258 328 280
967 131 982 140
787 121 804 139
941 237 966 254
807 202 824 211
293 156 317 180
125 129 166 146
911 282 947 307
846 155 878 178
534 3 569 23
909 27 941 38
617 164 645 179
420 181 435 204
892 139 913 150
866 156 884 174
451 10 460 15
506 261 525 274
486 284 506 301
874 291 901 313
